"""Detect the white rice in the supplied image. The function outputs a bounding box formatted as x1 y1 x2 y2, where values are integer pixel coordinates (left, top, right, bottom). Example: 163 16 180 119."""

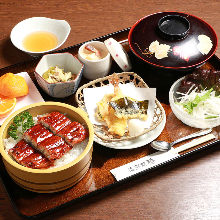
4 115 88 169
4 136 20 152
52 138 88 168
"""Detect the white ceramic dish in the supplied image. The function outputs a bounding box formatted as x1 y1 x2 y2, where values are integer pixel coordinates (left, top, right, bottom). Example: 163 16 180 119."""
94 104 166 149
78 41 111 80
35 53 84 98
10 17 71 56
169 77 220 128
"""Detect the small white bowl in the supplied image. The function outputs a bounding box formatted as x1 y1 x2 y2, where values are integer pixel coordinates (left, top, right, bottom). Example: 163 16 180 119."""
35 53 84 98
169 77 220 128
10 17 71 56
78 41 112 80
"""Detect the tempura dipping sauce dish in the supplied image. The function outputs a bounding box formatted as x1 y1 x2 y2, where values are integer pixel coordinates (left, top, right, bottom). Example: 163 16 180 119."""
0 102 94 193
10 17 71 56
78 41 112 80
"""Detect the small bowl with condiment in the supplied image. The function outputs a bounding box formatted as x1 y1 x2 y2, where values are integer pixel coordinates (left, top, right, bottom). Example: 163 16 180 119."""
35 52 84 98
78 41 112 80
10 17 71 56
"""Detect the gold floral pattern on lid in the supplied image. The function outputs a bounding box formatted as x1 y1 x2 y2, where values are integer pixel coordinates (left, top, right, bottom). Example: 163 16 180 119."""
149 40 171 59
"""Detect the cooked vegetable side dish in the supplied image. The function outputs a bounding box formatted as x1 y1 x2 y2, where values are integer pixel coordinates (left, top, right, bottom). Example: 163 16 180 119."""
5 111 88 169
42 66 76 83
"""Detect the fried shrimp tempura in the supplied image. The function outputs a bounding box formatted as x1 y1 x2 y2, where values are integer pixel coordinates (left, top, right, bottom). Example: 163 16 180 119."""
95 74 148 137
96 74 127 136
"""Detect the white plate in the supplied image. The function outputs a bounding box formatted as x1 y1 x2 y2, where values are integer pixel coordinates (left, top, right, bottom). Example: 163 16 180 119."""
0 72 44 125
94 105 166 149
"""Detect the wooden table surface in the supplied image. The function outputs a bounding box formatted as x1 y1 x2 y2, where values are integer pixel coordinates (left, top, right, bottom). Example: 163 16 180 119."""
0 0 220 219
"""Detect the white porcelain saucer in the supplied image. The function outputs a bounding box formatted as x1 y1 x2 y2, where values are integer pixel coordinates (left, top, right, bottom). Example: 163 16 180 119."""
94 105 166 149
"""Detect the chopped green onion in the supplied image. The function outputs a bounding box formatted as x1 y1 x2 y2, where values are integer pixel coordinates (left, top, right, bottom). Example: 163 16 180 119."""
182 88 213 114
205 115 218 119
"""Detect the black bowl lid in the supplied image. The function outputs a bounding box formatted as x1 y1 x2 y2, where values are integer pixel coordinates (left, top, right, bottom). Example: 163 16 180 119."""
128 12 218 69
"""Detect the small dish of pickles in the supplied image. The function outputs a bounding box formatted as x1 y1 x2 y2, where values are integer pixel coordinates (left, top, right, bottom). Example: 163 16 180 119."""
35 53 84 98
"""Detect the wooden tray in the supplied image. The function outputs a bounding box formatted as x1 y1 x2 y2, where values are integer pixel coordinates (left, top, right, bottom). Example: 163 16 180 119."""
0 27 220 218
